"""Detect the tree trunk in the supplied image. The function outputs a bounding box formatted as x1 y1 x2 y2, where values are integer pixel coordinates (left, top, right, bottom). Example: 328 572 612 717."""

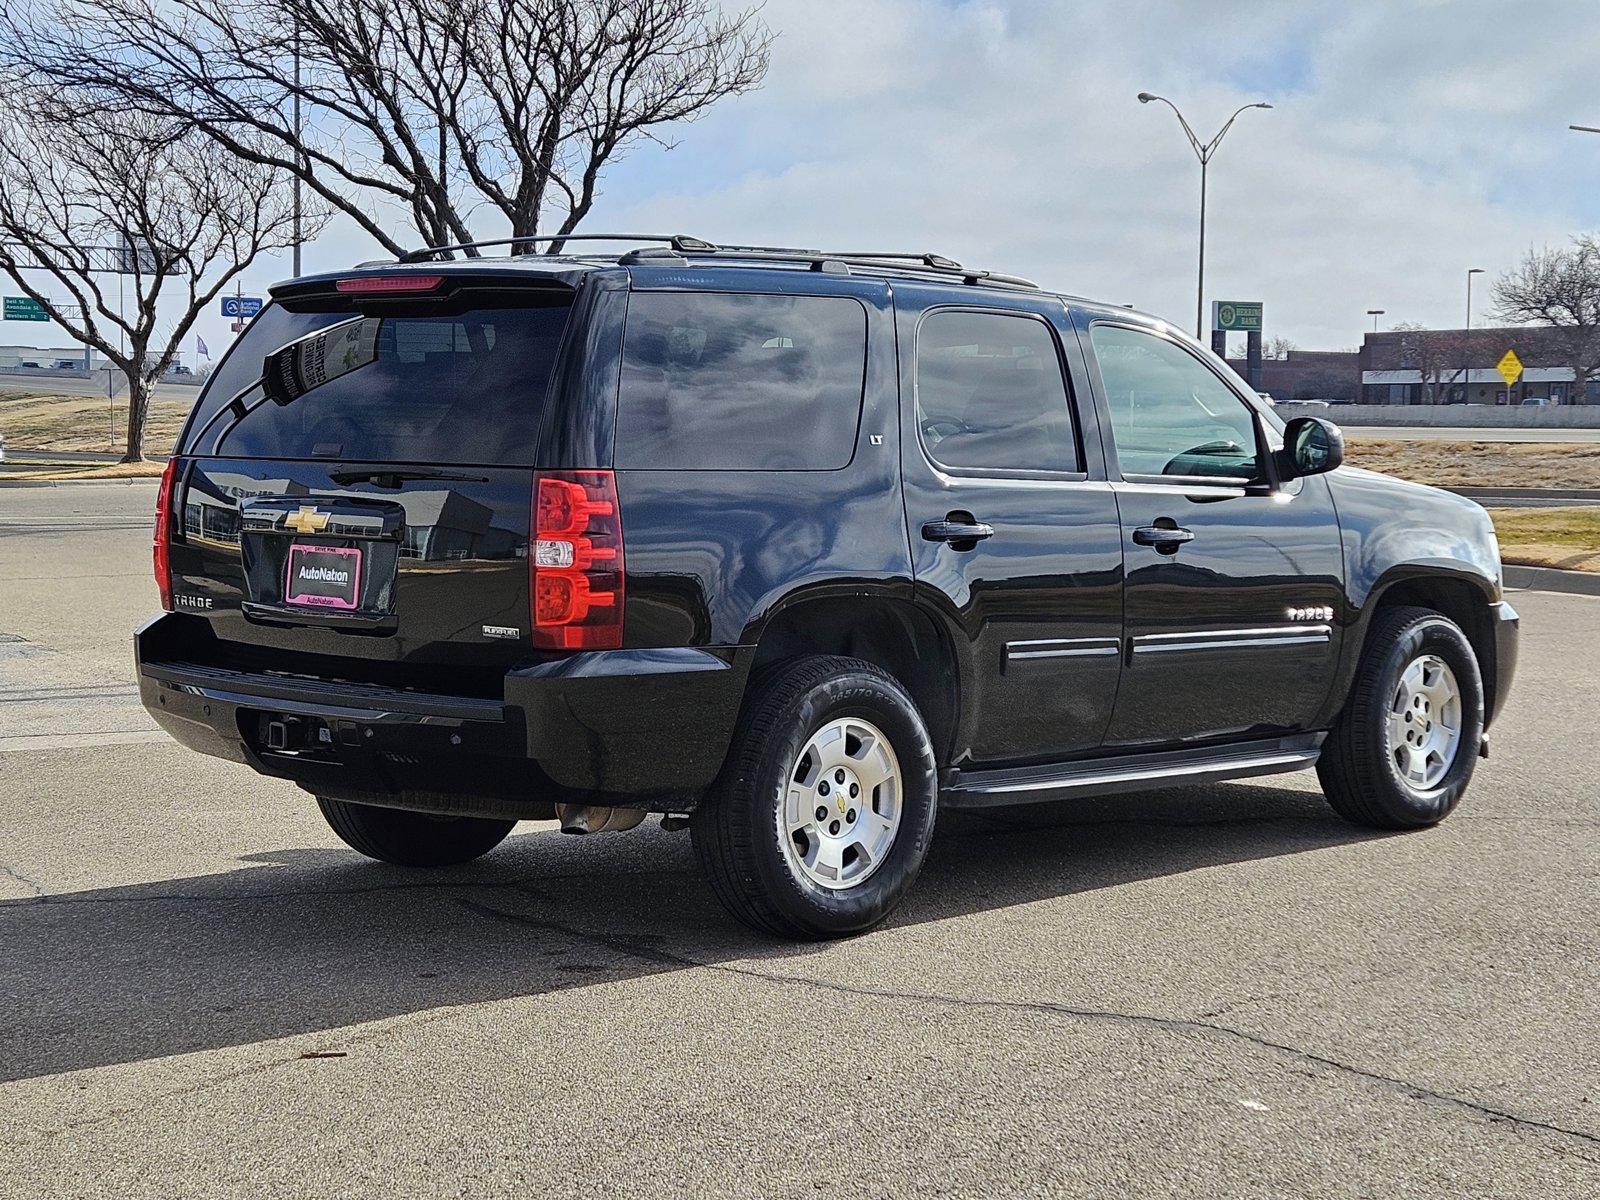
121 372 150 464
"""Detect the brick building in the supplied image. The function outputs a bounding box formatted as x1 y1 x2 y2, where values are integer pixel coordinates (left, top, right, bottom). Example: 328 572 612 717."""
1224 349 1360 402
1357 325 1600 405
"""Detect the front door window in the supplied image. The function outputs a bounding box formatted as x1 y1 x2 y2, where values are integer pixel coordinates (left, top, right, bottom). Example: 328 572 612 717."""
1089 324 1262 483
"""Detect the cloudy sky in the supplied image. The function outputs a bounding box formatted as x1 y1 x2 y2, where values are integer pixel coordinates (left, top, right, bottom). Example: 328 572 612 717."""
29 0 1600 361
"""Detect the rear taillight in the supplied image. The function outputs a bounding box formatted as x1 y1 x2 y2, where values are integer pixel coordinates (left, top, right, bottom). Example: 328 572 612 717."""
531 471 624 650
153 458 178 610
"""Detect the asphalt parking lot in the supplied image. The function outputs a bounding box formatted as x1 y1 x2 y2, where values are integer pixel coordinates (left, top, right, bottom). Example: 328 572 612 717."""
1 483 1596 1198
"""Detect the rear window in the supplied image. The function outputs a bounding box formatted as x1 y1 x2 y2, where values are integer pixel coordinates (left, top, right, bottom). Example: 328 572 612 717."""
185 295 572 465
616 292 866 470
915 309 1079 473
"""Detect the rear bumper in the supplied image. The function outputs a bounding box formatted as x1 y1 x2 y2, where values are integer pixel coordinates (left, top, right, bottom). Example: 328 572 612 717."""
136 614 749 813
1487 599 1519 729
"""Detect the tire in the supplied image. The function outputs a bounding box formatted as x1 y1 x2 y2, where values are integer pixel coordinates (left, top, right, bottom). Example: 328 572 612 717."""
317 797 516 866
1318 605 1484 830
692 656 939 939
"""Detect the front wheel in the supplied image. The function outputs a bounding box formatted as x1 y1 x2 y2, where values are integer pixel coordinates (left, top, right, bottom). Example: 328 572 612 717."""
317 797 516 866
1318 606 1484 830
692 656 938 939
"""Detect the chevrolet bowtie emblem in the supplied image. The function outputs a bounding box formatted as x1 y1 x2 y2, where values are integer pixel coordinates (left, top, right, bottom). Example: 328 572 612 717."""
284 506 330 535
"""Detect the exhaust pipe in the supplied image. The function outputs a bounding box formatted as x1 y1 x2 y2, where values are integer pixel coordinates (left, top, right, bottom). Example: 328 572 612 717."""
554 803 648 835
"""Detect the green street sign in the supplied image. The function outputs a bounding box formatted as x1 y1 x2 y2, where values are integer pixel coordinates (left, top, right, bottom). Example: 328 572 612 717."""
1212 300 1263 332
4 296 49 322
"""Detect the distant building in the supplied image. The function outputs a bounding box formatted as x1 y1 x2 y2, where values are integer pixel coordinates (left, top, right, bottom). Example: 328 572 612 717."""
0 345 108 371
1225 349 1361 402
1358 325 1597 405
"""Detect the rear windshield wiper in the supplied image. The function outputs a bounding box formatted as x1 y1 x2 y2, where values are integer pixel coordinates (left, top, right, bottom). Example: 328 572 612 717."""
328 468 492 487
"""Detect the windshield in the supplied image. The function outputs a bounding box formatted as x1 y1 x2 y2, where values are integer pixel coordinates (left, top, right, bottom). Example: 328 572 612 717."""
182 294 573 466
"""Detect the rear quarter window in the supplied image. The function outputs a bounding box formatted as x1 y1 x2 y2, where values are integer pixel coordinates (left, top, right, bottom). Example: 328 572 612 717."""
616 292 867 470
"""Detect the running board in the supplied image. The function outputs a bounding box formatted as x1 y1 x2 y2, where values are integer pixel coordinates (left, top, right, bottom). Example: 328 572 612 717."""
940 734 1324 809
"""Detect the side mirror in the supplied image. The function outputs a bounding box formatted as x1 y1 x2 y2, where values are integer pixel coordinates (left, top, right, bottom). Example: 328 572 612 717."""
1279 416 1344 479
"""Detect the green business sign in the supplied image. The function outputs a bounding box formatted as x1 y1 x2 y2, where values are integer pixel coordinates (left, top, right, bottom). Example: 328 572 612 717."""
4 296 49 322
1212 300 1263 332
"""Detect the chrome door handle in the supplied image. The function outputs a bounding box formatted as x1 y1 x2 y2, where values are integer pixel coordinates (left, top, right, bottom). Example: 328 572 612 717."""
1132 525 1194 549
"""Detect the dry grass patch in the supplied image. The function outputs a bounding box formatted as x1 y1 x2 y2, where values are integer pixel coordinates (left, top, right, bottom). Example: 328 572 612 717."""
0 391 192 453
6 461 168 482
1486 506 1600 573
1344 438 1600 489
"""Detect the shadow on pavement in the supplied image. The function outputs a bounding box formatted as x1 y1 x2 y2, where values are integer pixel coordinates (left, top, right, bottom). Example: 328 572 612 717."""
0 779 1383 1083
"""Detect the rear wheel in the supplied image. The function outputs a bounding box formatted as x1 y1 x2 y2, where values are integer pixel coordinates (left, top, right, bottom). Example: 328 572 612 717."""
692 656 938 939
1318 606 1484 829
317 797 516 866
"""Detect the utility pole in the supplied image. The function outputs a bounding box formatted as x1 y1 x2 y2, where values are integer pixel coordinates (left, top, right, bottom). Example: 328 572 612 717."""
1464 267 1484 405
1138 92 1273 339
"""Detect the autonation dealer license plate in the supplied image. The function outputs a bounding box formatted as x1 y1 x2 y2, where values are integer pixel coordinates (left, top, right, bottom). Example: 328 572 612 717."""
284 543 363 610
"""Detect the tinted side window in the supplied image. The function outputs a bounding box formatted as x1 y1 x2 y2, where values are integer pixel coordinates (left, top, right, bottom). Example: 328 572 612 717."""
616 292 867 470
915 310 1079 473
1090 324 1261 482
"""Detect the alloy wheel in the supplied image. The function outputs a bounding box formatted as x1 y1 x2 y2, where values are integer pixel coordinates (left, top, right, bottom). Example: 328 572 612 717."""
781 717 903 890
1385 653 1462 790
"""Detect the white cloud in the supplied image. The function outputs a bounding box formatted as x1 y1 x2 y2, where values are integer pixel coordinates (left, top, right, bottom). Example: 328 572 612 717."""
589 0 1600 348
28 0 1600 361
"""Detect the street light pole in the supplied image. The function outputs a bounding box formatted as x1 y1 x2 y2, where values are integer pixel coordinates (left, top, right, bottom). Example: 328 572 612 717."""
1465 267 1484 405
1367 308 1385 333
1138 92 1273 339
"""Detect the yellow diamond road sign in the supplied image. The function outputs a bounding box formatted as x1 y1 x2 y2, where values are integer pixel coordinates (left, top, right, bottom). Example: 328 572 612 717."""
1496 349 1523 386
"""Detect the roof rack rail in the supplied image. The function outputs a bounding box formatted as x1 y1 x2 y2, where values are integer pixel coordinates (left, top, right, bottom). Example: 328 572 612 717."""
824 250 1038 289
398 233 715 262
390 232 1040 289
665 245 1039 290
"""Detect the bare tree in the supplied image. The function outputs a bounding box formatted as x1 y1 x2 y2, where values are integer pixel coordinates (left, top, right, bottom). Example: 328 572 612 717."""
1262 335 1297 360
1390 322 1472 404
1492 234 1600 402
0 104 310 460
2 0 771 257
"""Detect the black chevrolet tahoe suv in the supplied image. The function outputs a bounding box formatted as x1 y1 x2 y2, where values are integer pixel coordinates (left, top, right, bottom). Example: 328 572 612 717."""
138 235 1519 938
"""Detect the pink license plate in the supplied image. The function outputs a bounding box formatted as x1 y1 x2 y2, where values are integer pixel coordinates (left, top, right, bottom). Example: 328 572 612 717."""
285 544 363 610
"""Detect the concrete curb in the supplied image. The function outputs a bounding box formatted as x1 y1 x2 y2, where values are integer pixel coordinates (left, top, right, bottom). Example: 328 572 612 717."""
1504 565 1600 596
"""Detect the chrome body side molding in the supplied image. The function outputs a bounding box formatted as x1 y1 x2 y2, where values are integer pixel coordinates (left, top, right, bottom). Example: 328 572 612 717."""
1004 636 1121 664
1131 623 1332 655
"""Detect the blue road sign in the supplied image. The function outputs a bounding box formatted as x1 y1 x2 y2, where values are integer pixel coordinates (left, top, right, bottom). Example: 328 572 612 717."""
220 295 264 318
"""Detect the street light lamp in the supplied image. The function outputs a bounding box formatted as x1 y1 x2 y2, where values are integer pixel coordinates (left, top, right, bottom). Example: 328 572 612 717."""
1138 91 1273 338
1367 308 1385 333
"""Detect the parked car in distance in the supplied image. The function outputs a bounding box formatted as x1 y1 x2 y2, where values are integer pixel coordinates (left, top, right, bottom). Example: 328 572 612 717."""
1290 398 1332 408
1256 391 1276 405
136 235 1518 938
0 432 6 463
